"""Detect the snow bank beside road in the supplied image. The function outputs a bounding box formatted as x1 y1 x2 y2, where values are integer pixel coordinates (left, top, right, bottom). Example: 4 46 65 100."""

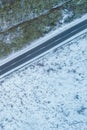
0 32 87 130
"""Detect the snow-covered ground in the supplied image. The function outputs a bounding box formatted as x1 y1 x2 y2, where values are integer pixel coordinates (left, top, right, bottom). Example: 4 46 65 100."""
0 30 87 130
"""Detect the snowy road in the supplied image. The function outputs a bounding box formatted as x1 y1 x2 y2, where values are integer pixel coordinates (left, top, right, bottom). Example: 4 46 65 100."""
0 19 87 77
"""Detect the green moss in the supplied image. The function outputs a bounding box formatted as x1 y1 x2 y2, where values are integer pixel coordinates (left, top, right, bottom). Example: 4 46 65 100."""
0 0 63 32
0 42 11 57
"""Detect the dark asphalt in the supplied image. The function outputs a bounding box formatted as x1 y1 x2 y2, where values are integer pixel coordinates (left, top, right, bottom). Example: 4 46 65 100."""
0 19 87 76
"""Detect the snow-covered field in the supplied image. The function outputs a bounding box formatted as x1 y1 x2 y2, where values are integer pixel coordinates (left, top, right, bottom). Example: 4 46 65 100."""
0 32 87 130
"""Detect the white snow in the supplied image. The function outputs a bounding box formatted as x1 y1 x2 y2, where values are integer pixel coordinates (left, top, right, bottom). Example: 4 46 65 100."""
0 31 87 130
59 9 73 24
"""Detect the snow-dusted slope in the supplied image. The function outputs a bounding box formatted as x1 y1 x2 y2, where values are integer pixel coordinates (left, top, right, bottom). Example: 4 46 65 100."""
0 32 87 130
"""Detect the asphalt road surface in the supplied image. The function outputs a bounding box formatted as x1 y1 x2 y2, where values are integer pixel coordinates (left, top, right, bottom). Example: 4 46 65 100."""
0 19 87 76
